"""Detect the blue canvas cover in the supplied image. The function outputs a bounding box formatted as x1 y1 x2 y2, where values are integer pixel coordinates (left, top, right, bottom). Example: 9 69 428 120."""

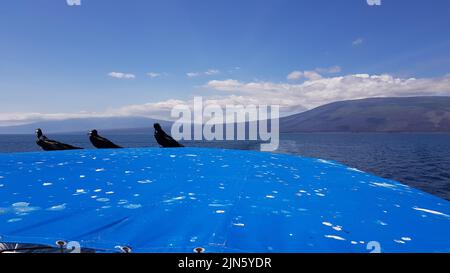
0 148 449 253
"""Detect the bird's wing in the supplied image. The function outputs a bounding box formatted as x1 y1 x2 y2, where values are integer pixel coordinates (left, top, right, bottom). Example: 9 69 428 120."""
98 136 121 147
62 144 82 149
44 138 62 145
162 132 176 142
162 133 183 147
163 135 175 142
48 139 81 149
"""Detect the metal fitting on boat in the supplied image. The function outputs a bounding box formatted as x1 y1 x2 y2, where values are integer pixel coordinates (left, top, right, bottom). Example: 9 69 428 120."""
115 245 132 253
194 247 205 253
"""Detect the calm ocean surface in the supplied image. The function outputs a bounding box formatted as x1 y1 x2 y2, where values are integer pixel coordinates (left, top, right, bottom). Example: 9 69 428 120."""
0 133 449 201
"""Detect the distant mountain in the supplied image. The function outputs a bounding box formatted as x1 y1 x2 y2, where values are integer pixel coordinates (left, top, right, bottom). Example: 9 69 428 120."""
0 117 170 134
280 96 450 132
2 96 450 135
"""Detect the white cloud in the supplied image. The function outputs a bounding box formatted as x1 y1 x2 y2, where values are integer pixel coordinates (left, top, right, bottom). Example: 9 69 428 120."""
205 69 220 75
0 112 107 126
287 70 322 81
303 71 322 80
316 66 342 74
1 73 449 126
207 79 245 91
204 74 450 112
187 69 220 78
187 72 201 78
112 99 187 120
228 66 241 73
108 72 136 79
147 72 161 78
352 38 364 46
287 71 303 80
288 66 340 81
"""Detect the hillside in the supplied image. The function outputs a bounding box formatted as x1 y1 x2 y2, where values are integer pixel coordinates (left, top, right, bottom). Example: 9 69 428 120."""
280 97 450 132
2 97 450 134
0 117 169 134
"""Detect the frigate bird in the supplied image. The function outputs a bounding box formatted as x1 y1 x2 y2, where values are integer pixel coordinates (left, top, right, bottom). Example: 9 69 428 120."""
153 123 184 148
88 129 122 149
35 129 83 151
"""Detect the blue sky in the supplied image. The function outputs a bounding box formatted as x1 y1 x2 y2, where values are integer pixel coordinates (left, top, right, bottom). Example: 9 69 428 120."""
0 0 450 124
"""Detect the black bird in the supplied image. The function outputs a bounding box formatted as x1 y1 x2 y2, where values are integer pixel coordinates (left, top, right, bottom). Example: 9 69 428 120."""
88 129 122 149
153 123 184 148
35 128 83 151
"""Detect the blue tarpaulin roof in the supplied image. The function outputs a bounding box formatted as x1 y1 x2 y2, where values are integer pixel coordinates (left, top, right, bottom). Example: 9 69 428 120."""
0 148 449 253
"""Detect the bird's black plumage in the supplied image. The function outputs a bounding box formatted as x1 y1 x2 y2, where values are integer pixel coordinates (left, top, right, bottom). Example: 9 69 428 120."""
35 129 83 151
88 130 122 149
153 123 184 148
